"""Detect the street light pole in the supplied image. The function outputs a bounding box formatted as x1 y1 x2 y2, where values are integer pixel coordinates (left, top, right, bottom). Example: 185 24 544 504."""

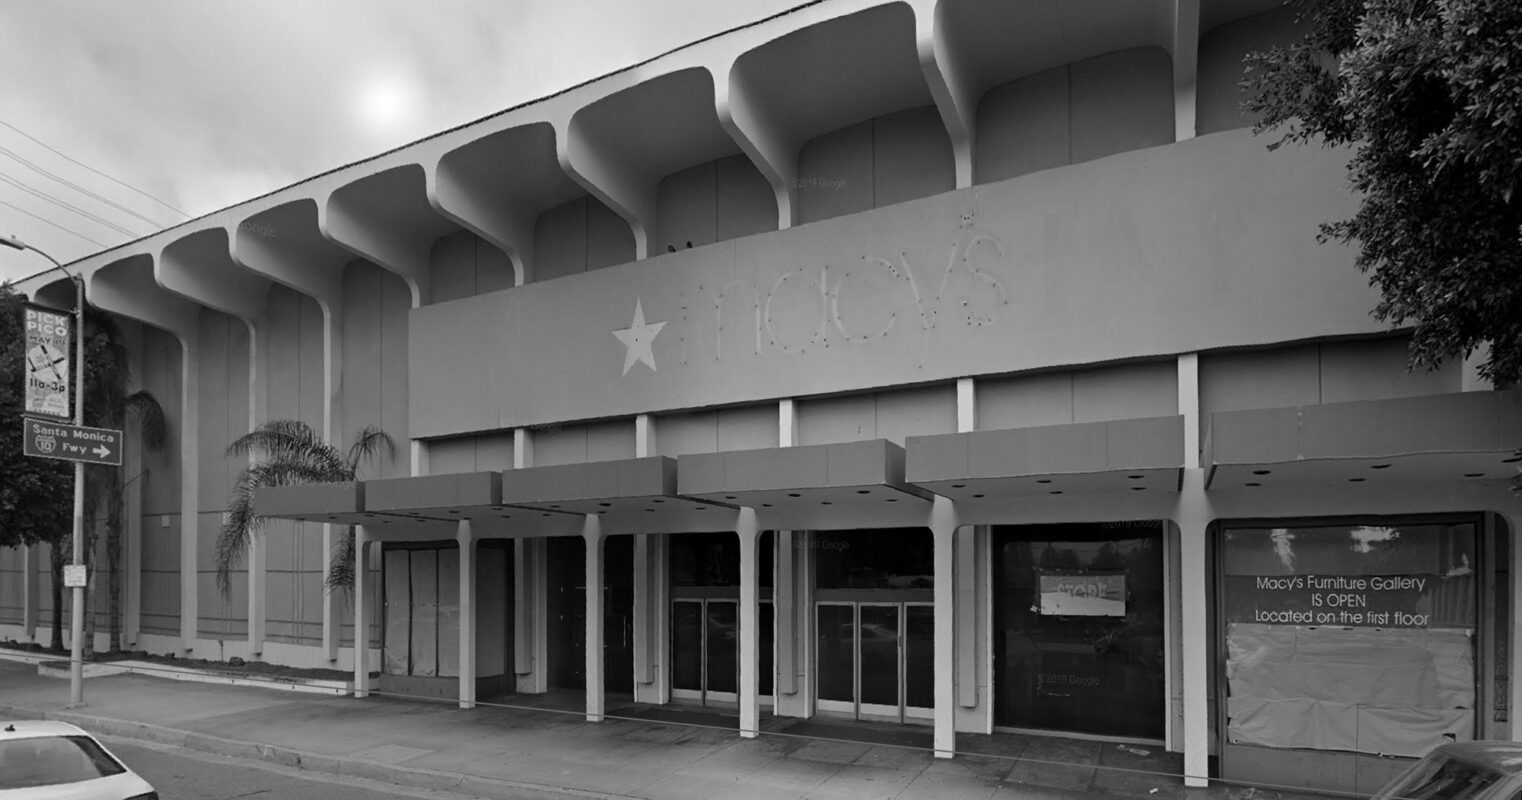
2 234 87 706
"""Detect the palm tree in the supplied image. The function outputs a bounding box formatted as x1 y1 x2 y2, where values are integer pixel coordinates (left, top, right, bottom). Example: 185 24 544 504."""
216 420 395 598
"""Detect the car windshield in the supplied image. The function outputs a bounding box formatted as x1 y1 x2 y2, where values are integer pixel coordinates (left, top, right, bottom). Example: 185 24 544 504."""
0 735 127 789
1376 752 1507 800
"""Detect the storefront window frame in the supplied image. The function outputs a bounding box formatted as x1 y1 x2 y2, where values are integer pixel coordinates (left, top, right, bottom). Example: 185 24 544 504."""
1211 512 1490 763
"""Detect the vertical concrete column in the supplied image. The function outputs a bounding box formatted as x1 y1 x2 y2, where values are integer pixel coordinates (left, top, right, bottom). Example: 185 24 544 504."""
632 414 659 702
1173 0 1201 141
796 530 816 718
778 399 798 447
774 399 800 711
244 326 264 657
584 519 606 722
1463 345 1494 391
179 334 200 653
956 378 975 433
458 520 477 710
247 531 266 655
737 509 761 738
633 534 655 701
955 526 978 709
353 525 371 698
931 496 958 758
1176 474 1210 787
318 307 342 662
513 539 543 692
774 531 796 696
22 545 37 641
1511 513 1522 743
634 414 655 458
1175 352 1209 786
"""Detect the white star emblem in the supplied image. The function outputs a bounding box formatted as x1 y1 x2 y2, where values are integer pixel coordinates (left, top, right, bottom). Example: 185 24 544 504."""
612 298 666 376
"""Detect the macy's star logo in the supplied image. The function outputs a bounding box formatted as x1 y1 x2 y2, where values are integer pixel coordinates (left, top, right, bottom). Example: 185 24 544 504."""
612 298 666 376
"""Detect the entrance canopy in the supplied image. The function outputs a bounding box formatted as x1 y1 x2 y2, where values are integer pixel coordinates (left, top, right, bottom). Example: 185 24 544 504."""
905 416 1186 501
254 456 738 536
1205 390 1522 490
677 439 931 509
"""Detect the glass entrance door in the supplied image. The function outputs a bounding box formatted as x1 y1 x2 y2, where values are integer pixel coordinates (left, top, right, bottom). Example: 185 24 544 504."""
815 602 933 722
674 598 774 705
672 599 736 704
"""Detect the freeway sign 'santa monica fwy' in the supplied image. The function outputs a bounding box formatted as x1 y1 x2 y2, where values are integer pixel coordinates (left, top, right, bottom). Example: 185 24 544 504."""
22 418 123 466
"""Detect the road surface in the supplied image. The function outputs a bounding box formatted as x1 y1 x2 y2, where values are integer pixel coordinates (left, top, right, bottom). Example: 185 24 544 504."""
104 739 482 800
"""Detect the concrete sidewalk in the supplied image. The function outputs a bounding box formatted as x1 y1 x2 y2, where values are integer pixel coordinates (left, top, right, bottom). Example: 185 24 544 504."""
0 661 1323 800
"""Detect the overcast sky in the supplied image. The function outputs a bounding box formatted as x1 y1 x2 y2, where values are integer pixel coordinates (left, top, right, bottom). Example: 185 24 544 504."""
0 0 797 284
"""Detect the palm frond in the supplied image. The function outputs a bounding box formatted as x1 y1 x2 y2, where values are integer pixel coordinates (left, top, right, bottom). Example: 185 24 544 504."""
227 420 349 479
214 458 351 598
345 425 397 475
325 529 356 595
124 391 167 452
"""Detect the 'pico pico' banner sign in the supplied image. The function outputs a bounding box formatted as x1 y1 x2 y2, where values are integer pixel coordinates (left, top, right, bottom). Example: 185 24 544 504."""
23 304 71 420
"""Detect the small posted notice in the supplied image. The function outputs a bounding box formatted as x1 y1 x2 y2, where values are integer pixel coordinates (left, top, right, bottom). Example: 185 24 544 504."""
62 565 87 588
1039 572 1126 617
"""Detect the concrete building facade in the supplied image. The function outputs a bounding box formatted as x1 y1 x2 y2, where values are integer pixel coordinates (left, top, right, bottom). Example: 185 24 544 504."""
4 0 1521 794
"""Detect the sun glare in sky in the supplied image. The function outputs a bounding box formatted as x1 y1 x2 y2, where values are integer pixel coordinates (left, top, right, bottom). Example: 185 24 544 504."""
354 73 420 140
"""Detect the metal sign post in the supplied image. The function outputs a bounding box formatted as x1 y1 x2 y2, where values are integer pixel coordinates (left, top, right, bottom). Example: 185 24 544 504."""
7 236 89 707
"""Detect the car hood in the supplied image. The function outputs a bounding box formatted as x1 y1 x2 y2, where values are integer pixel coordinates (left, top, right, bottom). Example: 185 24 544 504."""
0 771 154 799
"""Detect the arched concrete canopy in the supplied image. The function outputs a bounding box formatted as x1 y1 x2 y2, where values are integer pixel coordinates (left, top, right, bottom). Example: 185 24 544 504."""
87 254 198 341
325 164 506 308
432 122 584 286
230 198 348 315
935 0 1175 108
158 227 270 323
727 3 934 226
32 276 76 310
564 67 745 260
1200 0 1292 35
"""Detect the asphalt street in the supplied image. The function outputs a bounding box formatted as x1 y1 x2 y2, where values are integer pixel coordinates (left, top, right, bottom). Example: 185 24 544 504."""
102 739 482 800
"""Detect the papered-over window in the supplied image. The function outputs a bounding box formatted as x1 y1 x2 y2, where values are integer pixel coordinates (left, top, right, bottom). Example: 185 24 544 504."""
1222 522 1478 757
383 546 462 678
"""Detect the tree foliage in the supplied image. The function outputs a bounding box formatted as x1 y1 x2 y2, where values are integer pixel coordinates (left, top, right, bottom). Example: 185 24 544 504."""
216 419 395 598
1244 0 1522 384
0 283 70 548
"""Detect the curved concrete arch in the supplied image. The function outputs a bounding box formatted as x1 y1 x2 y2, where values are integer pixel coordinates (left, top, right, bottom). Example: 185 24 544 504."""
29 276 76 309
934 0 1176 108
714 55 797 231
562 66 744 263
917 0 976 187
724 2 934 226
229 198 346 316
321 164 435 308
87 253 198 341
86 253 201 654
428 148 527 288
433 120 616 287
157 227 270 323
555 121 647 261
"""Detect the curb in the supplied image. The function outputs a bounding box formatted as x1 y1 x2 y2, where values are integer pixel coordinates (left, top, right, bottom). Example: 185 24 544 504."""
0 702 630 800
1 653 350 696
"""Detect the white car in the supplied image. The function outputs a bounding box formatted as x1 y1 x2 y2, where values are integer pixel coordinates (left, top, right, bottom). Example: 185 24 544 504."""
1370 742 1522 800
0 721 156 799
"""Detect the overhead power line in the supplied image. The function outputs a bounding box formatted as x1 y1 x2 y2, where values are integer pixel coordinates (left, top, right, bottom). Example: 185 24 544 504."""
0 199 109 248
0 170 143 238
0 117 189 218
0 143 168 229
